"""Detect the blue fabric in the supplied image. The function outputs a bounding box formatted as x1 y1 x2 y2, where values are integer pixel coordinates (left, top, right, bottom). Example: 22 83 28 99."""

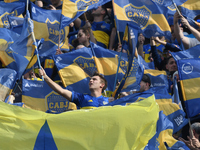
165 43 182 52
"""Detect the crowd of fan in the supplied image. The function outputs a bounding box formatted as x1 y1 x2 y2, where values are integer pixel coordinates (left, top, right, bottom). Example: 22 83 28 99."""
2 0 200 149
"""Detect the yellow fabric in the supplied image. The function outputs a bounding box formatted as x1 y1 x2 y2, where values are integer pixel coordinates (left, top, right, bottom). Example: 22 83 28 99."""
94 56 125 75
156 99 181 116
48 95 159 150
0 51 14 66
144 53 150 63
158 129 177 150
0 102 46 149
58 62 90 87
113 3 171 32
180 0 200 10
93 30 110 48
22 95 77 112
144 69 167 76
0 95 159 149
181 77 200 101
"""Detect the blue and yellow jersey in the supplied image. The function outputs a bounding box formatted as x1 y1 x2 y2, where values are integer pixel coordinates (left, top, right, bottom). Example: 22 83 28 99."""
71 92 109 109
143 44 151 62
143 43 165 62
81 21 111 48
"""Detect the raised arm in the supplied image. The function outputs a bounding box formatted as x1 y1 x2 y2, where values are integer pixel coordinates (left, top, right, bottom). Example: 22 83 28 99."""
84 20 97 44
150 37 163 70
173 12 189 49
137 33 145 59
109 27 117 50
153 37 181 52
74 17 82 29
181 16 200 42
39 67 72 101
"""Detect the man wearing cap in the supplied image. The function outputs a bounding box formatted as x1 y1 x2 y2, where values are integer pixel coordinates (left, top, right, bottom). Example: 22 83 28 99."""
139 74 151 92
129 74 151 95
120 74 151 97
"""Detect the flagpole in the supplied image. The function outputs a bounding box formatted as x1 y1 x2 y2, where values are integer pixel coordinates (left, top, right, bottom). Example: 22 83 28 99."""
13 1 44 94
84 13 87 21
117 31 121 45
112 44 123 93
171 0 181 16
26 0 43 81
188 119 195 138
89 42 109 95
26 0 29 12
111 0 123 94
90 42 101 76
30 31 44 81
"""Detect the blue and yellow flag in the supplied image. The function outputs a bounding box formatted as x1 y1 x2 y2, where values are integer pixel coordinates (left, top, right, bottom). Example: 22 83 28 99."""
141 57 169 90
3 0 35 3
55 43 127 96
6 15 24 34
107 87 170 106
0 94 159 149
0 27 19 51
0 10 36 79
108 86 188 134
22 79 77 112
30 2 69 56
156 94 188 134
61 0 111 28
144 69 169 90
171 44 200 60
113 23 144 98
177 58 200 118
0 48 30 79
113 0 171 38
0 1 25 28
178 0 200 28
0 68 17 102
165 0 187 17
145 111 189 150
11 10 34 57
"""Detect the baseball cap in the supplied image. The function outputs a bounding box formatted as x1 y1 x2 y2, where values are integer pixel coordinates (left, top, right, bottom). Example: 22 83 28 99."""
141 74 151 85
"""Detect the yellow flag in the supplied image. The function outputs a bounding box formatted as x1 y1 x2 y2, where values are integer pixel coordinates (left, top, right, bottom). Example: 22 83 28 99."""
0 95 159 149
